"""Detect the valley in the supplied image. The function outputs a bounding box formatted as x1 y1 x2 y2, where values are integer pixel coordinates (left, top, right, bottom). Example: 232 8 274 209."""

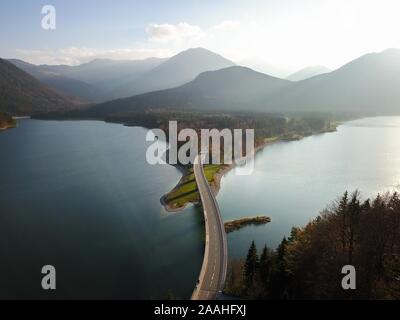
1 45 400 300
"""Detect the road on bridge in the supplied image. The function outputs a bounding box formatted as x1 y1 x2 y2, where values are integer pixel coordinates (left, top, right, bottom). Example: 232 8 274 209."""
191 154 228 300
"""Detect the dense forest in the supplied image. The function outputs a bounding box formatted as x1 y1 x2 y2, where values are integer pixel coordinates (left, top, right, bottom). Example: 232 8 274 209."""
104 109 336 148
40 108 337 155
225 191 400 299
107 109 334 135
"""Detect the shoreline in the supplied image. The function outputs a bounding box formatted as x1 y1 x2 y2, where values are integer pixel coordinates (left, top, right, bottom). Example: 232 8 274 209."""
0 113 17 131
0 122 17 131
161 125 338 213
161 163 232 213
224 216 271 233
160 141 272 212
30 115 338 212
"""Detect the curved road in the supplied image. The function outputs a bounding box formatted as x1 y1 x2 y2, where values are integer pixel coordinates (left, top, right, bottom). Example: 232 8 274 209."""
191 154 228 300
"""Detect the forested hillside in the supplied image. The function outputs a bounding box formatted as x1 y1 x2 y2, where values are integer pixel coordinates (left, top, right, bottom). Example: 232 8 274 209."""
0 59 82 115
226 191 400 299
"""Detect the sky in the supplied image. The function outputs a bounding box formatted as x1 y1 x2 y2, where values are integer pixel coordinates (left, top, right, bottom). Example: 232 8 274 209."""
1 0 400 76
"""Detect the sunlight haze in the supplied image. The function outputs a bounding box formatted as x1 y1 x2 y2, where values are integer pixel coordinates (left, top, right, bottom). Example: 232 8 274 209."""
1 0 400 76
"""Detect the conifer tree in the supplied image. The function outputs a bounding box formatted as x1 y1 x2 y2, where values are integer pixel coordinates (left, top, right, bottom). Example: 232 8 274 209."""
244 241 259 286
259 244 271 290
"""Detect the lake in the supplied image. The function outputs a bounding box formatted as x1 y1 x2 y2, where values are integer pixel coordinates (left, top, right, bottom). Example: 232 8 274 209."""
0 119 202 299
219 116 400 257
1 116 399 298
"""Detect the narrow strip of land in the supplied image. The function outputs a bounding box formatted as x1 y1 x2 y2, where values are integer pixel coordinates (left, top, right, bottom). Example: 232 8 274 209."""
191 153 228 300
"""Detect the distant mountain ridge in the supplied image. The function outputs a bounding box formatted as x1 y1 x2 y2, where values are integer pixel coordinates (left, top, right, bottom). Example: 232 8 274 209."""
0 58 81 116
8 57 166 102
4 48 400 118
286 65 332 81
8 48 234 102
78 48 400 118
78 66 291 117
111 47 236 98
273 48 400 114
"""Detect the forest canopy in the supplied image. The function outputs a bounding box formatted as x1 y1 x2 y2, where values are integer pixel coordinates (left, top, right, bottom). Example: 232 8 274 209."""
225 191 400 300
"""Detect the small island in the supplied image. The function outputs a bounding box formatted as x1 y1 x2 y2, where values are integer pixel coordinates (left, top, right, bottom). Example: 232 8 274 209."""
224 216 271 233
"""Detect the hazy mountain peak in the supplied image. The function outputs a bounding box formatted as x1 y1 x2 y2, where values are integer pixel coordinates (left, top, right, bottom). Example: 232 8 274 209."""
332 47 400 76
271 48 400 114
382 47 400 53
184 65 290 95
164 47 234 65
179 47 222 55
193 65 283 82
238 57 295 78
112 47 235 98
7 58 34 66
286 65 331 81
82 58 116 66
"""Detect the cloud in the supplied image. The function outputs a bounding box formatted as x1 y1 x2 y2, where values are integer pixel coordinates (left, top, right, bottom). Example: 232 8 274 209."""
14 20 243 66
14 19 260 67
210 20 241 32
9 0 400 70
15 47 171 65
146 22 204 43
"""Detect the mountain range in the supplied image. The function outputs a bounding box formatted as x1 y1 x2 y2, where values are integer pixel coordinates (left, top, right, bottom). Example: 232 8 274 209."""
274 48 400 114
2 47 400 118
0 58 81 116
81 66 290 117
286 65 331 81
111 48 235 99
78 48 400 117
8 57 165 102
8 48 234 102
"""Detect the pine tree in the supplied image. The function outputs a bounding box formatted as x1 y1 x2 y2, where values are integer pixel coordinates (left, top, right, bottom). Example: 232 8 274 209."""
277 237 287 263
347 191 361 264
244 241 259 286
273 237 289 299
338 191 349 251
259 245 271 290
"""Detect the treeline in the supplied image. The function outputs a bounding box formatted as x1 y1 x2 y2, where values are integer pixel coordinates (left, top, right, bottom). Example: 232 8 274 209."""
38 107 336 150
40 107 336 167
225 191 400 299
110 109 336 166
104 108 335 144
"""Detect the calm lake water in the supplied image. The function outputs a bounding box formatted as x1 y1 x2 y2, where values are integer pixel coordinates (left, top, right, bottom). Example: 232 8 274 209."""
219 116 400 257
0 119 202 299
1 116 399 298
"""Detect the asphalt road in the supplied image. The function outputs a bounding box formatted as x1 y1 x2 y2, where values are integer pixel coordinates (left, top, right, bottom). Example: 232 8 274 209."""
191 154 228 300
